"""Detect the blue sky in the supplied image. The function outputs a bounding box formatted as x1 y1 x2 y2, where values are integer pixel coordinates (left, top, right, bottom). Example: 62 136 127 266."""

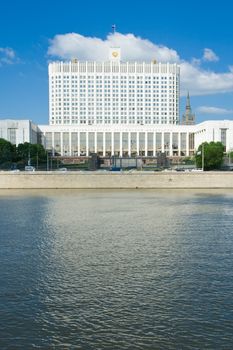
0 0 233 125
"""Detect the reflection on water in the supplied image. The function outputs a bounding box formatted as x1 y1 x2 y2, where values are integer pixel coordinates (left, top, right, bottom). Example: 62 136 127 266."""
1 189 233 349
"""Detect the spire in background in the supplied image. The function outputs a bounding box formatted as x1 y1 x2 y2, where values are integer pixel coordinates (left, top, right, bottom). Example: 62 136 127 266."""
182 92 195 125
186 91 191 109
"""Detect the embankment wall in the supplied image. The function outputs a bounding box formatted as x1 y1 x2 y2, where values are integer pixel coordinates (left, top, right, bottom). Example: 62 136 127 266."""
0 171 233 189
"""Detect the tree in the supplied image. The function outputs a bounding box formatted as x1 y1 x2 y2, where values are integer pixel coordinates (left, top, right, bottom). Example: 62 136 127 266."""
0 138 15 165
228 151 233 163
17 142 47 165
195 142 224 171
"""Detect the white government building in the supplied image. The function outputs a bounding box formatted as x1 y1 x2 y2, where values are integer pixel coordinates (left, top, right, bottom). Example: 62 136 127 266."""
1 47 233 157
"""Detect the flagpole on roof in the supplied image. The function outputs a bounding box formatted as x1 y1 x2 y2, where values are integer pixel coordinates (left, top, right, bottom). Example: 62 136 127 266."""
112 24 116 34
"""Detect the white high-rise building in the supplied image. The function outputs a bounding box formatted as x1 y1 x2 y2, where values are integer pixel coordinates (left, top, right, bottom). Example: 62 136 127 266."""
48 48 180 126
2 49 233 160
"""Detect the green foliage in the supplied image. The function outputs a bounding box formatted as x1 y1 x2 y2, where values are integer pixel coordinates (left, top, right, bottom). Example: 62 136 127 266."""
195 142 224 170
0 139 47 168
17 142 47 164
0 138 15 165
228 151 233 163
182 157 195 165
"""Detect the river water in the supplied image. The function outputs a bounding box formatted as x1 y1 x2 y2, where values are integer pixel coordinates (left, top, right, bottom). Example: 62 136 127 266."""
0 189 233 349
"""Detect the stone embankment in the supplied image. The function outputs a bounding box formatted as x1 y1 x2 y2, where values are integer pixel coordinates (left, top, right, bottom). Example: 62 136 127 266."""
0 171 233 189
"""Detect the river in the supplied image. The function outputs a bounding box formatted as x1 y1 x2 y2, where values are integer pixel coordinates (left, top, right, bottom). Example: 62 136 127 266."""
0 189 233 349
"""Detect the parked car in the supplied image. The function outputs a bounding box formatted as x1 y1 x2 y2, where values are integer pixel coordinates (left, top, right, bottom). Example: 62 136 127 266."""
58 167 67 172
25 166 36 172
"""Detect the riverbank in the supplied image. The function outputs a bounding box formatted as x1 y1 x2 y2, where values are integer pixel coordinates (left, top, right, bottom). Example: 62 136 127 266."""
0 171 233 189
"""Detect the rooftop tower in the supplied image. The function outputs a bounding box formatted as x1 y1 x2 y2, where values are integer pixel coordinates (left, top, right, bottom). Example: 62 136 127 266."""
182 92 195 125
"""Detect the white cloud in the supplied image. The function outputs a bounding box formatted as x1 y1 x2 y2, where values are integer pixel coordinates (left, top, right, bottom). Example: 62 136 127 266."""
203 48 219 62
48 32 180 62
180 62 233 96
48 32 233 96
196 106 233 115
0 47 16 66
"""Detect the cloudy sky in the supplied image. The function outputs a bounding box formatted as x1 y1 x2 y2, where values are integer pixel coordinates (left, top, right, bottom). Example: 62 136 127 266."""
0 0 233 124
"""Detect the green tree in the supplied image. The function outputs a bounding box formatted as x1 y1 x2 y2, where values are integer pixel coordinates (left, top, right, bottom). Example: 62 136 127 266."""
195 142 224 171
182 157 195 165
17 142 47 165
0 138 15 165
228 151 233 163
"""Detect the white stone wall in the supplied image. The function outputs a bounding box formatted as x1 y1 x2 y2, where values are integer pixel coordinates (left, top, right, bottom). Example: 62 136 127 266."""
0 120 39 145
193 120 233 151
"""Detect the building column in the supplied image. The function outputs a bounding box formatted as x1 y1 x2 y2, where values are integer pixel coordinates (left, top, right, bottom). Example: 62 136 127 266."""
86 132 89 156
145 132 148 156
103 132 106 157
178 133 181 157
128 132 131 156
186 133 189 157
136 132 139 156
120 132 123 157
58 132 62 156
153 132 156 156
170 133 173 157
69 132 72 156
94 131 97 153
111 132 114 156
52 132 55 156
78 132 80 156
161 132 164 153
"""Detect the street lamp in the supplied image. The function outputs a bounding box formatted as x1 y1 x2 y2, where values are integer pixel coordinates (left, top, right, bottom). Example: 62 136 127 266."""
229 150 232 166
47 151 49 171
202 143 204 171
197 143 204 171
28 145 31 166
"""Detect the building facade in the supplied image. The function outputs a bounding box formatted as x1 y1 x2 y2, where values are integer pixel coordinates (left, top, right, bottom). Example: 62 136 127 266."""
49 51 180 126
1 49 233 159
0 119 40 146
39 120 233 157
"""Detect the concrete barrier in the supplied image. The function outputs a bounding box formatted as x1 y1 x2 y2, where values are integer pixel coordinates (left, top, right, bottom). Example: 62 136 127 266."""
0 171 233 189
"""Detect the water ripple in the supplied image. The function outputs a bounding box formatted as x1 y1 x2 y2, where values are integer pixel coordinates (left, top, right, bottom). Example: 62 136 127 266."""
1 190 233 349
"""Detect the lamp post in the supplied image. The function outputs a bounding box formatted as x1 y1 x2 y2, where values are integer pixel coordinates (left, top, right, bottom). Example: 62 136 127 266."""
196 143 204 171
28 145 31 166
36 151 39 170
202 143 204 171
229 150 232 166
47 151 49 171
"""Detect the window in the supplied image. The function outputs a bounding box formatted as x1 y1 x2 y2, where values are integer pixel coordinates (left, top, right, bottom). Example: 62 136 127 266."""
88 132 95 155
220 129 227 151
156 133 162 153
62 133 69 155
147 133 153 156
180 133 187 156
54 132 61 154
7 128 16 144
105 132 112 156
122 132 128 156
139 133 145 156
80 132 86 156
